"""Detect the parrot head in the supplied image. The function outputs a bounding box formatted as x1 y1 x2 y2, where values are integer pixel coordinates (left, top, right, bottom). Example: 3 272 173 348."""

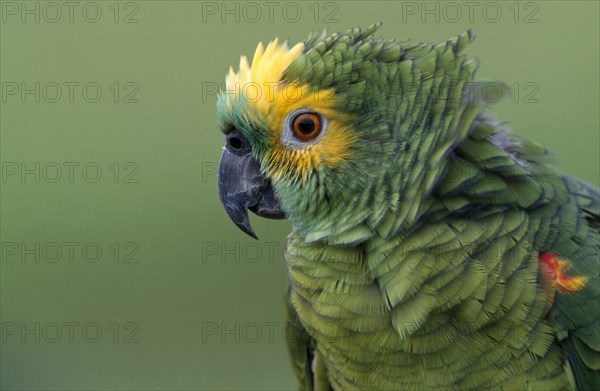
217 23 480 242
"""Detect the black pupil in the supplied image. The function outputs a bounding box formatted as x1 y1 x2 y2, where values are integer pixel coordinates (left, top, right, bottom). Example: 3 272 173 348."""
297 116 315 135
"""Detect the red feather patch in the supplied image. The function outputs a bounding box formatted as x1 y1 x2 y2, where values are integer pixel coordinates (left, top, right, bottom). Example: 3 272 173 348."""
539 251 588 305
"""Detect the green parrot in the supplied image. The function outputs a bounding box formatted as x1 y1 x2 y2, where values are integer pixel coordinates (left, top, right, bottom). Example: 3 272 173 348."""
216 23 599 390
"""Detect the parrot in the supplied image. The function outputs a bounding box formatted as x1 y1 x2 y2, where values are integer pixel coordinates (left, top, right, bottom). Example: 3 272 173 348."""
215 23 600 390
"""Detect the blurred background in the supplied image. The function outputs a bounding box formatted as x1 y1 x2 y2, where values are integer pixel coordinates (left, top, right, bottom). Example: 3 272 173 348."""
1 1 598 389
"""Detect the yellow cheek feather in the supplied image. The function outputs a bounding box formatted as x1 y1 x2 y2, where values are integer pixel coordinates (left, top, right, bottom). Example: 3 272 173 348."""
224 39 356 182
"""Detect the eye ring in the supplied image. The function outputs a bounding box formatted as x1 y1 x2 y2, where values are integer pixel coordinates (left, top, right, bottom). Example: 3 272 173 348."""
290 111 322 141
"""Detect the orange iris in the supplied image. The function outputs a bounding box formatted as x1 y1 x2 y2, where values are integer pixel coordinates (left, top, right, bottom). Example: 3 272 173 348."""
292 112 321 140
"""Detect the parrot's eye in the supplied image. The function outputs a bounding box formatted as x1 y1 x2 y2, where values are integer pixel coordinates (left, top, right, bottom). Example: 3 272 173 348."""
282 109 327 147
290 112 322 141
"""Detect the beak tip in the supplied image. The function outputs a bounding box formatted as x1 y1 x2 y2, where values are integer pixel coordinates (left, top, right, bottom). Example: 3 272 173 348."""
240 224 259 240
222 203 257 239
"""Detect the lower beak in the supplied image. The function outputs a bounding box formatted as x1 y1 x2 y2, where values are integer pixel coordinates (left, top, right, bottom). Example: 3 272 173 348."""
217 147 285 239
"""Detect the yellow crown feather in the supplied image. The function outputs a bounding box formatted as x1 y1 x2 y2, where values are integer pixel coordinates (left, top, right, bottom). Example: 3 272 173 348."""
224 38 305 112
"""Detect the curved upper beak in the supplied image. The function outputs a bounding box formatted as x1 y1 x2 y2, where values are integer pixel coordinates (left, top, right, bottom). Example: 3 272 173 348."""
217 142 285 239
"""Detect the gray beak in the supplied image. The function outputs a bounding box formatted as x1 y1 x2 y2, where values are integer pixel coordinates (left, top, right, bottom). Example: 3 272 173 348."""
217 130 285 239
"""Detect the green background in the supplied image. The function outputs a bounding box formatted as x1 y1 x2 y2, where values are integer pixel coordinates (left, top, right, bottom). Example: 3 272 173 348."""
0 1 598 389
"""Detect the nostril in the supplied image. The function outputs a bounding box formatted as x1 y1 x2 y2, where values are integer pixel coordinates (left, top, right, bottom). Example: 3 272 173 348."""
226 130 252 155
228 136 242 150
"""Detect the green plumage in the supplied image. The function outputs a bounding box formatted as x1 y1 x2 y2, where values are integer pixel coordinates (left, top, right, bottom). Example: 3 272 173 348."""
218 23 600 390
